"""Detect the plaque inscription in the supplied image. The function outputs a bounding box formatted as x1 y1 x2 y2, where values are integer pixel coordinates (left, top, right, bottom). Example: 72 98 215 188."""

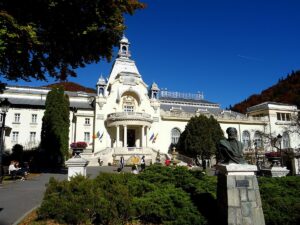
236 180 249 188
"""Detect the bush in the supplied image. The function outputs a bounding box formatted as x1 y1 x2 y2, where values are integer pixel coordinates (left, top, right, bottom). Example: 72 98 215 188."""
133 185 206 225
38 176 99 224
258 176 300 225
38 168 207 225
37 166 300 225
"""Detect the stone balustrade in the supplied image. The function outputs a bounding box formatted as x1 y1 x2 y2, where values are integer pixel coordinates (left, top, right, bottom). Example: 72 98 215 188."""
107 112 153 122
161 111 268 123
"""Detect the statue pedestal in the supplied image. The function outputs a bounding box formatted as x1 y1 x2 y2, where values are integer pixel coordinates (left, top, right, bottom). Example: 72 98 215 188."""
216 164 265 225
65 157 89 181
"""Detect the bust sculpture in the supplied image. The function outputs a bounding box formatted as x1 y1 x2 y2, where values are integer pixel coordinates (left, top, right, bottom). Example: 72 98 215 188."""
218 127 247 164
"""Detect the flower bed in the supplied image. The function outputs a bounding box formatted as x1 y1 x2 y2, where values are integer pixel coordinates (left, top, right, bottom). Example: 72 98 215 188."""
70 142 87 149
265 151 281 158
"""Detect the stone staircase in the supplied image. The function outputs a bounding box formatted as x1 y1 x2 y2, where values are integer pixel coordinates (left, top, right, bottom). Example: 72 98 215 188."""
79 147 169 167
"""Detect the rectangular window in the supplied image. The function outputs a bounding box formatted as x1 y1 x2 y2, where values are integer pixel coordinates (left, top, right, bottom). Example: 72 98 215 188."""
277 113 281 120
30 132 36 143
124 105 134 112
12 131 19 143
32 114 37 123
277 113 291 121
84 132 90 143
85 118 90 125
14 113 20 123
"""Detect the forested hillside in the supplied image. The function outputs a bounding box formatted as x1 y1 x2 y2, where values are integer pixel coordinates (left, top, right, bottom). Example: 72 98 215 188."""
231 70 300 113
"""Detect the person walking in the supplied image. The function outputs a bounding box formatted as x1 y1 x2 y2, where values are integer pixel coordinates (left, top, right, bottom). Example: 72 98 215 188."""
140 155 146 171
119 156 125 171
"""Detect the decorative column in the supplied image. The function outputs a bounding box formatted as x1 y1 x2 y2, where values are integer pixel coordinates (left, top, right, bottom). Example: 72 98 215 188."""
216 164 265 225
116 125 120 147
141 126 145 147
124 125 127 147
145 126 148 147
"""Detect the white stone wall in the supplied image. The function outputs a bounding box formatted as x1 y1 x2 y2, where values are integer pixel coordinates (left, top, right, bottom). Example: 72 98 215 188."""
4 107 44 151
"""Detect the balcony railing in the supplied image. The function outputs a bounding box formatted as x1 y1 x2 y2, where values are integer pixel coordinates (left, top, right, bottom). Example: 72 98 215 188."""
161 111 268 122
107 112 153 122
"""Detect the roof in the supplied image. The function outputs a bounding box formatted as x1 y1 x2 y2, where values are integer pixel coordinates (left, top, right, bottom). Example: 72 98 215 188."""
44 82 96 94
3 85 94 109
160 97 218 105
247 101 297 112
7 97 93 109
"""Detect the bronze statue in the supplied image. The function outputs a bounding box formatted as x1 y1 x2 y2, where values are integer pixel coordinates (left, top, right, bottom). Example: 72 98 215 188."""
218 127 246 164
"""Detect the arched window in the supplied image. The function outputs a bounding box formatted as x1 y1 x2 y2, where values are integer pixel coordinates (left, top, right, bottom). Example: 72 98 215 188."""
254 131 263 148
122 46 127 53
282 132 290 149
171 128 181 145
122 96 135 112
242 131 251 149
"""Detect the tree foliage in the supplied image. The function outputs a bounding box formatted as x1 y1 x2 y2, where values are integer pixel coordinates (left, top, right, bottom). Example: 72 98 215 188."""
177 115 224 160
41 86 70 167
0 0 145 88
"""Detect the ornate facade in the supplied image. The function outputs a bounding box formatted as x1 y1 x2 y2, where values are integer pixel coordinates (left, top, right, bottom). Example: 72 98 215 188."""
0 36 299 171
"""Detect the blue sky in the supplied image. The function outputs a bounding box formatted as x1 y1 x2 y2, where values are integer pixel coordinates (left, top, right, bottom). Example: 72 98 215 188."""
5 0 300 108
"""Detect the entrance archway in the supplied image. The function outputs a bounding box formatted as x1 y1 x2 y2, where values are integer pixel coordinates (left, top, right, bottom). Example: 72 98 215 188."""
127 129 135 147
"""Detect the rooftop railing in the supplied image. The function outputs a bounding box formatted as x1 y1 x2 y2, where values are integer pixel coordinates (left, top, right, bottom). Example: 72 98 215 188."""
160 90 204 100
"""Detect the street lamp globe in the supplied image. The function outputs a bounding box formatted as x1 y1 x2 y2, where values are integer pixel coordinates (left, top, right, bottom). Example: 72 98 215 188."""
277 134 282 142
0 98 10 113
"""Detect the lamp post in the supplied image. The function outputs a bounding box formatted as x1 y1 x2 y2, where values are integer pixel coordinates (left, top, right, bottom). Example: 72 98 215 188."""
0 98 10 184
254 141 259 170
277 134 283 167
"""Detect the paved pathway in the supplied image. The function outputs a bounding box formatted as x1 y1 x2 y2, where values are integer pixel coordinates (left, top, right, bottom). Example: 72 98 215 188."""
0 166 130 225
0 172 66 225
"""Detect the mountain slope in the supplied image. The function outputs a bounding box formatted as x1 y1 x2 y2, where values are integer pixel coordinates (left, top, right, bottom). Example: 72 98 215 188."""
231 70 300 113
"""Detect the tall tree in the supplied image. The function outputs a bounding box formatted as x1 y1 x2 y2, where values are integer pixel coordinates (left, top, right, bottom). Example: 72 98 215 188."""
0 0 145 89
177 115 224 163
41 86 70 167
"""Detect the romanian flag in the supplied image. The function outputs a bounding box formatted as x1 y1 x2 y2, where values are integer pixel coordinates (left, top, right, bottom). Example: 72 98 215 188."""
92 133 98 139
149 133 154 141
152 133 158 143
99 132 103 141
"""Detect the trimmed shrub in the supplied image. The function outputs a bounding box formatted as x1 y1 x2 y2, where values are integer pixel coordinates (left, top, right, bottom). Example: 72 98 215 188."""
133 185 206 225
38 176 99 224
258 176 300 225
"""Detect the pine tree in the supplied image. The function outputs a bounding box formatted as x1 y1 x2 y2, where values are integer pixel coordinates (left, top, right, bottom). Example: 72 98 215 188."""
177 115 224 161
41 86 70 168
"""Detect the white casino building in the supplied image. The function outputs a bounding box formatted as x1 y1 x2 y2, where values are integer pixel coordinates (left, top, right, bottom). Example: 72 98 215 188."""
0 36 299 171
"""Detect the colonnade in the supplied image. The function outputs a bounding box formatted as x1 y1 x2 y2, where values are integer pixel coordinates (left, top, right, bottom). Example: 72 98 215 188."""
115 125 149 148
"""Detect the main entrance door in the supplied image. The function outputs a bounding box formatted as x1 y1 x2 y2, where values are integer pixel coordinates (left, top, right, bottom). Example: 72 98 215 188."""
127 129 135 147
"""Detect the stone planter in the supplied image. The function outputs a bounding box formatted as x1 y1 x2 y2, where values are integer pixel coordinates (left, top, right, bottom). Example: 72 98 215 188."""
72 148 84 158
267 157 281 167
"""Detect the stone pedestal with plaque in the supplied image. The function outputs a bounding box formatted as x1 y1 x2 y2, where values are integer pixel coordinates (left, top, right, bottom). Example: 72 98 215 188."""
216 164 265 225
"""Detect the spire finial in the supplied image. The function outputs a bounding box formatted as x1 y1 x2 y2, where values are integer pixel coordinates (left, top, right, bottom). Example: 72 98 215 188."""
118 35 131 58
